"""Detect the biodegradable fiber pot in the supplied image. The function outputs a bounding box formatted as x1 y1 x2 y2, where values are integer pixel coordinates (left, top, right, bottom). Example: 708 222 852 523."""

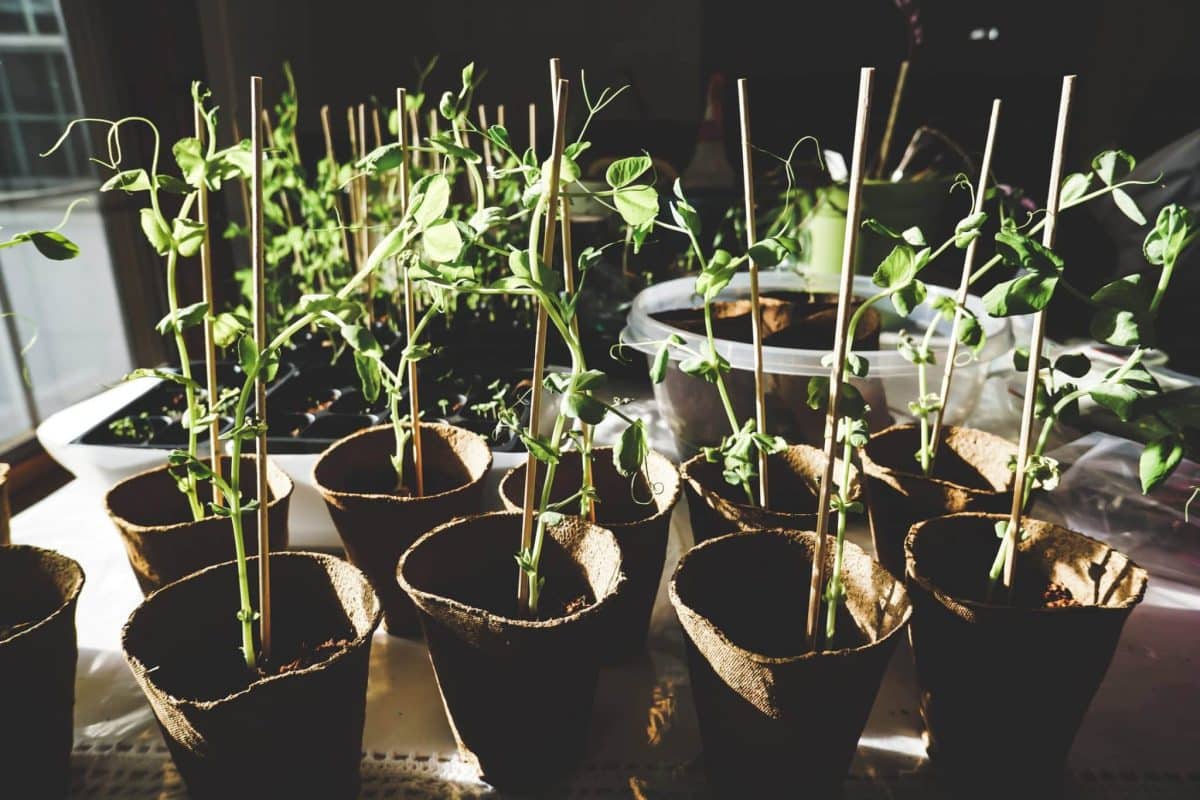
670 529 911 797
498 447 680 659
861 424 1015 579
0 545 84 799
105 455 293 595
905 513 1148 795
122 552 381 799
682 444 859 544
398 511 624 791
313 422 492 635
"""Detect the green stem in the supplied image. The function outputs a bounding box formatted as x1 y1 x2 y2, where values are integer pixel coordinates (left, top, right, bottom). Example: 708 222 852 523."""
823 433 855 640
917 317 940 476
165 247 203 521
226 379 258 670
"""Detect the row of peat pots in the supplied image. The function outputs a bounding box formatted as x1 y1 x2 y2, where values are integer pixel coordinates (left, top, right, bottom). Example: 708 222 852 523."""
2 420 1147 797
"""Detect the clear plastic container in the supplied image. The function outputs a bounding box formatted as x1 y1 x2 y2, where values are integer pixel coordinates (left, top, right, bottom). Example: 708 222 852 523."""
621 270 1013 456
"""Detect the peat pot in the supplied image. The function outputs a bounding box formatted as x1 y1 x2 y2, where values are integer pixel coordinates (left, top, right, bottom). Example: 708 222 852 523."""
499 446 680 659
122 552 381 799
105 455 293 594
861 424 1015 579
0 545 84 799
398 512 623 791
670 529 910 796
905 513 1148 796
313 422 492 635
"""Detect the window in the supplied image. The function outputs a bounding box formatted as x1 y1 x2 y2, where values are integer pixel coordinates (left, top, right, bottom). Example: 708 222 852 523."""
0 0 131 450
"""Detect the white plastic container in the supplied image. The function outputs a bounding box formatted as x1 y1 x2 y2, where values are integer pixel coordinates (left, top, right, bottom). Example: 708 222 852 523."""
621 270 1013 456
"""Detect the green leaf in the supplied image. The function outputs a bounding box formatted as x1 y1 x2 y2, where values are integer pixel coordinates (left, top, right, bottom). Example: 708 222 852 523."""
872 244 919 291
430 134 482 164
614 420 649 477
540 154 581 186
958 313 985 353
1090 274 1152 347
354 351 382 403
748 237 788 268
1060 172 1091 205
237 336 258 376
863 219 925 246
487 125 511 154
650 334 683 383
155 301 209 335
357 142 406 173
892 279 927 317
982 273 1059 316
125 368 199 390
139 209 172 255
561 390 607 425
422 219 463 263
1143 203 1196 267
212 312 247 348
954 212 987 248
1140 436 1183 493
613 184 658 228
172 217 206 258
172 136 206 187
340 324 382 357
100 168 152 193
1054 353 1092 378
411 174 451 229
994 230 1064 275
669 200 701 239
1110 188 1145 225
695 249 736 302
605 155 653 189
1090 382 1140 421
26 231 79 260
1091 150 1135 185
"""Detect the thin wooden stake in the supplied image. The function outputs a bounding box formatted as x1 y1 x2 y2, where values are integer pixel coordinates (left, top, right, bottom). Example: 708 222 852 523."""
407 108 422 170
518 79 570 606
372 107 383 150
549 57 595 523
358 103 374 322
195 101 222 508
397 87 425 497
528 102 537 154
736 78 770 508
1002 76 1075 590
250 76 272 662
497 103 506 130
874 59 910 179
929 100 1002 460
477 104 496 196
805 67 874 650
321 105 353 270
346 107 361 270
429 110 441 171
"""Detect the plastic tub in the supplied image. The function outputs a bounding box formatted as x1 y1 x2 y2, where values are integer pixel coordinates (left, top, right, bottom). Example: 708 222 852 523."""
621 270 1013 456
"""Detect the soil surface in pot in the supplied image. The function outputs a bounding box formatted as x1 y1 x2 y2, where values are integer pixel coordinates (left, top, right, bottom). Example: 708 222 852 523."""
335 460 470 498
652 291 881 350
687 455 819 514
869 438 1001 492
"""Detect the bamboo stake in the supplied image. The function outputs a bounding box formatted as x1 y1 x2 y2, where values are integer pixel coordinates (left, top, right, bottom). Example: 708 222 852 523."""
528 102 537 154
929 100 1002 461
195 102 222 507
874 59 910 179
497 103 506 130
805 67 874 649
549 57 595 523
346 107 361 271
372 107 383 150
397 87 425 497
250 76 272 662
429 110 441 171
358 103 375 322
518 79 570 606
407 107 421 170
477 104 496 196
736 78 770 508
1002 76 1075 591
321 105 353 270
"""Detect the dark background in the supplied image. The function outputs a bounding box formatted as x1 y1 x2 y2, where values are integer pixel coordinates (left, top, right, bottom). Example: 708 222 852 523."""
60 0 1200 372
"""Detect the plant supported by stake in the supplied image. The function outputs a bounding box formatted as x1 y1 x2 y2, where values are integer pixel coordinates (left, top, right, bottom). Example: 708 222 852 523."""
44 84 252 522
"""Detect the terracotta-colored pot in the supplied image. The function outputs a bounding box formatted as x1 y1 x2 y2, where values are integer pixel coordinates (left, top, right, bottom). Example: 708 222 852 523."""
0 545 85 799
681 444 859 544
861 424 1015 578
670 529 910 796
398 512 623 791
905 513 1148 796
313 422 491 635
105 455 292 595
498 446 680 659
122 552 381 799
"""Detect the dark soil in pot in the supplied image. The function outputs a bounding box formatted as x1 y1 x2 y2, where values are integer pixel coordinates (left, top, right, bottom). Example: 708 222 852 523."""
681 444 859 544
905 513 1148 797
670 529 911 797
313 422 492 636
861 424 1015 579
398 512 624 791
122 552 381 799
497 446 681 658
105 455 293 595
0 545 84 799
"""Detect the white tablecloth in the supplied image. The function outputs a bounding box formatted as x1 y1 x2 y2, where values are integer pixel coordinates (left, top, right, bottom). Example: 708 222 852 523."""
13 378 1200 797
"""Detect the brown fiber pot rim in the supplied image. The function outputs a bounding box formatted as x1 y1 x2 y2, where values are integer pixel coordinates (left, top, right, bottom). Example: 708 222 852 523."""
681 445 861 515
311 422 492 504
497 446 681 530
103 455 294 534
397 511 623 632
862 423 1014 495
0 544 85 647
669 528 912 665
905 512 1149 615
121 551 381 710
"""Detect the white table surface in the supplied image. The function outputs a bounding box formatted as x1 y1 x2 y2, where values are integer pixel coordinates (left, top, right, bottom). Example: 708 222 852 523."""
13 378 1200 797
